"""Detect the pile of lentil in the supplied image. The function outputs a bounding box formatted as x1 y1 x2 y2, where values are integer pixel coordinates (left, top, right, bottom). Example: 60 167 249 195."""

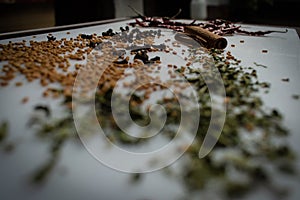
0 25 297 199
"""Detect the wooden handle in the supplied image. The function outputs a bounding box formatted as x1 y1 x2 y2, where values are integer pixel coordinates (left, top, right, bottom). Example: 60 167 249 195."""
184 26 228 49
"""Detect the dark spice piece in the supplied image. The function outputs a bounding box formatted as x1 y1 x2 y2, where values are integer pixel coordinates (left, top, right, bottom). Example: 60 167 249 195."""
150 56 160 62
34 105 51 117
292 94 299 100
130 173 142 183
0 121 8 142
87 41 100 48
102 29 117 37
80 34 93 39
254 62 267 68
134 50 149 63
120 26 130 32
47 35 56 42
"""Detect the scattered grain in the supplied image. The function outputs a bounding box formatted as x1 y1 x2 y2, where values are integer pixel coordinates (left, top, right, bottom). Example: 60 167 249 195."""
21 97 29 104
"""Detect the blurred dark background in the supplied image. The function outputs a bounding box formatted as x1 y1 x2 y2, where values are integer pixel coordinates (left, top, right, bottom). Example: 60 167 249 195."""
0 0 299 33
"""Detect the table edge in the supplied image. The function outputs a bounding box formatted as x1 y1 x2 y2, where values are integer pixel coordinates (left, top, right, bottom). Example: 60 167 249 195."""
0 17 131 40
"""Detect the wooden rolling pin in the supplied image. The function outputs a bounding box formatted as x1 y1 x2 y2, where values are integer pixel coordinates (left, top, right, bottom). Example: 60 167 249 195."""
184 26 228 49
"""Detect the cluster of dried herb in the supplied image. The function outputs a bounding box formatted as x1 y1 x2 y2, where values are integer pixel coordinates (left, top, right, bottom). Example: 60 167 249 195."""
180 48 296 198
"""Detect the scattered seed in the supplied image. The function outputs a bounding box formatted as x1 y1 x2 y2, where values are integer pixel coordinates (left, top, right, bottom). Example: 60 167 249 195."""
254 62 267 68
281 78 290 82
21 97 29 104
34 105 51 117
0 121 8 142
292 94 299 100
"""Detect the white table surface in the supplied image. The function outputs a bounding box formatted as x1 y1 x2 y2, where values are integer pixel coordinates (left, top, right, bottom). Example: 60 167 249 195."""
0 20 299 200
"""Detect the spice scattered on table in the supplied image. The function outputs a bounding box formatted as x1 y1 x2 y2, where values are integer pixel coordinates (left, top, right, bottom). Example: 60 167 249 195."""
0 24 297 198
254 62 268 68
47 35 56 42
21 97 29 104
281 78 290 82
0 121 8 143
128 12 288 37
292 94 299 100
34 105 51 117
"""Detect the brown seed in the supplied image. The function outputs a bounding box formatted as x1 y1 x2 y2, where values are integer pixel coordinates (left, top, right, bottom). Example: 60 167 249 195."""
21 97 29 104
1 82 8 87
15 82 23 87
59 63 65 68
43 90 49 97
262 50 268 53
281 78 290 82
186 62 192 67
40 79 48 86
